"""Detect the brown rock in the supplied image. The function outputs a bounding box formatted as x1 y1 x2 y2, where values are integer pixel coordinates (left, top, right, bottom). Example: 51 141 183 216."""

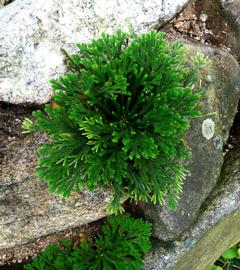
0 133 111 250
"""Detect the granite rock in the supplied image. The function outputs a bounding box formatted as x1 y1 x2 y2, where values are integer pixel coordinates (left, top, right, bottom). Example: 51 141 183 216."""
140 42 240 241
0 133 112 250
144 148 240 270
0 0 189 104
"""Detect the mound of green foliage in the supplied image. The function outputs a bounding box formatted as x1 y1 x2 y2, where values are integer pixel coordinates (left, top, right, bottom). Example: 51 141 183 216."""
24 214 152 270
22 29 206 212
209 243 240 270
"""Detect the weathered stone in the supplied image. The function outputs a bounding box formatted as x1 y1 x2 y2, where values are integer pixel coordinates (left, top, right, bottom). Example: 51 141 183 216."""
144 148 240 270
0 1 15 9
218 0 240 58
0 0 189 105
0 133 112 250
140 42 240 241
220 0 240 27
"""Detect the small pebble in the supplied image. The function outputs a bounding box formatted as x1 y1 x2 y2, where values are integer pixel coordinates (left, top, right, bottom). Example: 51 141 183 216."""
200 12 208 22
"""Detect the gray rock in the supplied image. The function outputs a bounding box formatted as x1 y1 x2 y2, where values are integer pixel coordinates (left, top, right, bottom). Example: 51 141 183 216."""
144 148 240 270
0 0 189 105
0 133 112 250
220 0 240 27
140 42 240 241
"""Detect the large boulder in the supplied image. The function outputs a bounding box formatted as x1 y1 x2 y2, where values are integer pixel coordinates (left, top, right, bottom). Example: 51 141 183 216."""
144 147 240 270
0 0 189 105
140 42 240 241
0 133 112 250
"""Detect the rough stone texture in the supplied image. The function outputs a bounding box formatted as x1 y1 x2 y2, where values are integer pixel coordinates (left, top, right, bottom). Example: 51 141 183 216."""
0 133 112 250
140 42 240 241
0 0 13 8
220 0 240 28
0 0 189 105
217 0 240 59
144 148 240 270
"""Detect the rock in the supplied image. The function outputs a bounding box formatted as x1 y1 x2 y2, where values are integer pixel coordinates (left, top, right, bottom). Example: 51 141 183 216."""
219 0 240 55
144 148 240 270
0 0 189 105
0 1 15 9
220 0 240 28
0 133 112 250
140 42 240 241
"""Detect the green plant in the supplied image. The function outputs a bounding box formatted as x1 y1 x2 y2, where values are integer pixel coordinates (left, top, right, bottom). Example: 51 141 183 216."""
24 214 152 270
22 30 205 212
24 238 73 270
209 243 240 270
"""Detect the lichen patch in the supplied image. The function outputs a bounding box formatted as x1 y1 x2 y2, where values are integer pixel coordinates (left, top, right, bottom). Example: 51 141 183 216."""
202 118 215 140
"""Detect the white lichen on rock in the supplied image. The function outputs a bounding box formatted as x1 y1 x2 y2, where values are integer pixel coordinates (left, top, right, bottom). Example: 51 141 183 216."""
202 118 215 140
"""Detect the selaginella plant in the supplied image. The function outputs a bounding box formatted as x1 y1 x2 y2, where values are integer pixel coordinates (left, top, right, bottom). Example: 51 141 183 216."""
24 214 152 270
22 29 207 212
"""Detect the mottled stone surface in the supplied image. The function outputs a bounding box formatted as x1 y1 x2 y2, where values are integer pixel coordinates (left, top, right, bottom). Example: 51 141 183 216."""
0 0 13 7
217 0 240 57
220 0 240 27
0 133 112 250
144 148 240 270
140 42 240 241
0 0 189 104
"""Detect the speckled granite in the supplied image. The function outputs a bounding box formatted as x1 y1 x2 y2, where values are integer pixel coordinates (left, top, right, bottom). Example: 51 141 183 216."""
0 0 189 104
0 133 112 250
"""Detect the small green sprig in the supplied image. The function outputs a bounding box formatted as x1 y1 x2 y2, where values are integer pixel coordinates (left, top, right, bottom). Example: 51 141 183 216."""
21 118 35 134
